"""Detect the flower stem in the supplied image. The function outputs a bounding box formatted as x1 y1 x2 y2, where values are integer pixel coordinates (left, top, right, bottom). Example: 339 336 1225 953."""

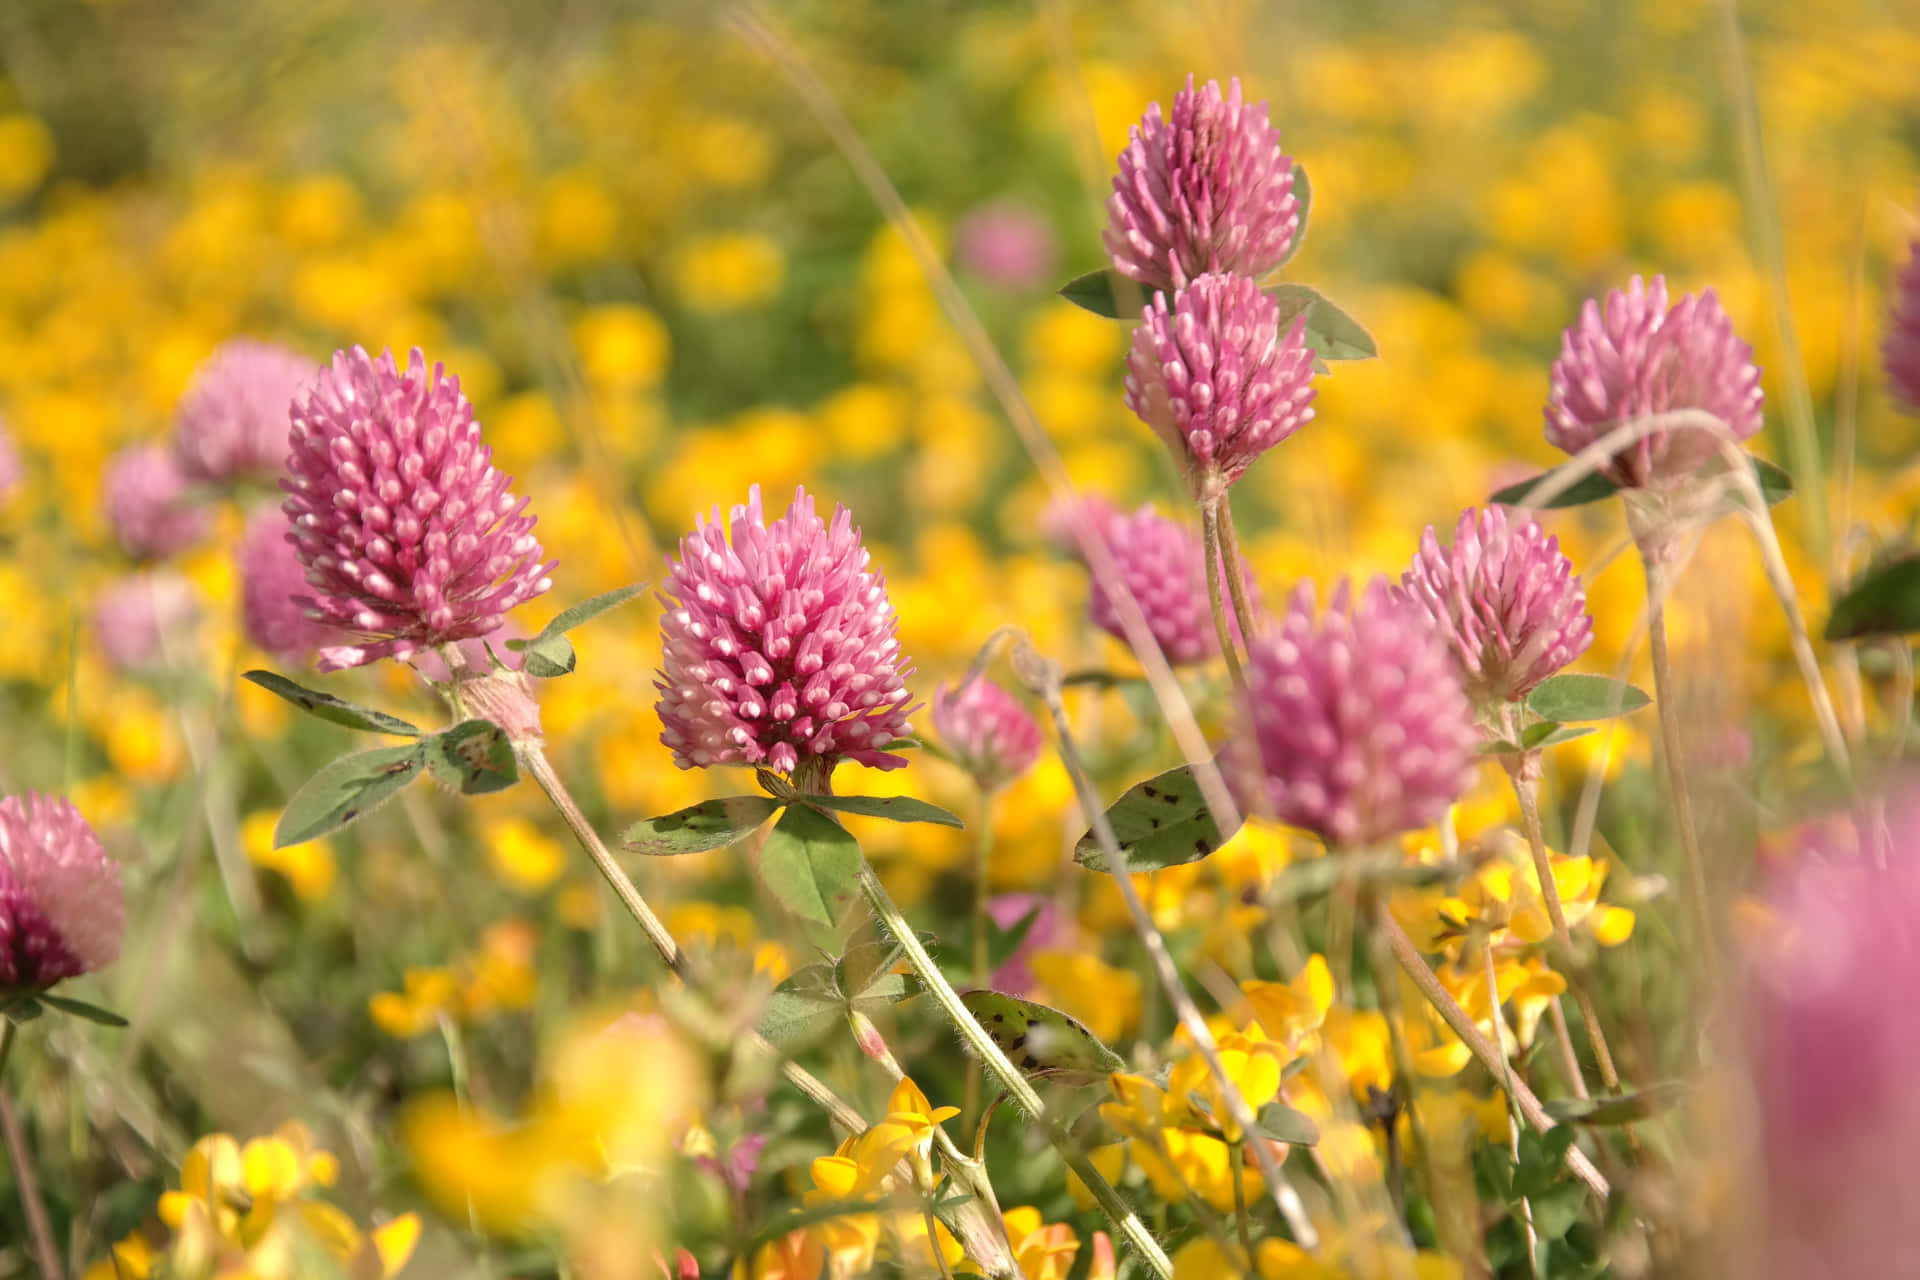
1215 495 1263 651
1200 497 1248 694
1380 915 1611 1200
1639 553 1721 989
1039 687 1320 1249
1229 1138 1257 1268
0 1022 62 1280
855 864 1174 1279
1504 751 1620 1094
1483 939 1541 1280
964 787 999 1129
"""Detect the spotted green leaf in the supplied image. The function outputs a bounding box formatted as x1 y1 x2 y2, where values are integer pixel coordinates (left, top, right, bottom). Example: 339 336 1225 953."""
275 742 427 848
623 796 784 856
960 990 1124 1085
1074 762 1241 872
756 964 842 1051
424 719 519 795
241 670 421 737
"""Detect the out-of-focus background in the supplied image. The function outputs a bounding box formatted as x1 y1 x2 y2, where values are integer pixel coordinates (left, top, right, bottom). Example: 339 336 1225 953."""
2 0 1919 1274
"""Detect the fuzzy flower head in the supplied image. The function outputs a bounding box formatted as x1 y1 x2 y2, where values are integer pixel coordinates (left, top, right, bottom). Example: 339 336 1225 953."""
174 339 317 485
931 676 1044 792
1399 506 1594 706
1242 579 1478 849
1104 76 1299 294
655 485 915 775
1544 274 1763 489
0 793 123 991
283 347 554 671
93 571 202 675
104 442 211 560
1062 501 1254 666
238 507 339 665
1883 236 1920 415
1125 273 1315 497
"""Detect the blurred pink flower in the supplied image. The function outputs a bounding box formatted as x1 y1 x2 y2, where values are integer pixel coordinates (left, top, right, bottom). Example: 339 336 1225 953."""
238 507 339 665
282 347 553 671
655 485 915 775
1060 500 1254 666
1399 505 1593 706
93 571 201 674
1883 236 1920 414
1104 75 1299 293
0 792 124 990
174 339 316 484
955 201 1058 291
1545 274 1763 489
1242 579 1478 848
1125 271 1315 498
103 442 211 560
931 676 1043 792
0 416 20 503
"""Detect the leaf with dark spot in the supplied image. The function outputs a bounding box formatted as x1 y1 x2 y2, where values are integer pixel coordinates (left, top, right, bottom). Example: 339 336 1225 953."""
1075 761 1240 872
275 742 427 847
242 670 420 736
623 796 785 856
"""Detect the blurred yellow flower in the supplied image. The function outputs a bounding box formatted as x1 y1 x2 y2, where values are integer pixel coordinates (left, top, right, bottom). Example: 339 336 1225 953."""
675 232 785 311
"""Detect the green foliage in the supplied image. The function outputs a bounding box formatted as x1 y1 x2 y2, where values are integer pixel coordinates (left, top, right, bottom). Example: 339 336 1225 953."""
1074 761 1240 872
1826 555 1920 640
758 803 862 926
1526 673 1651 722
623 796 786 855
801 793 964 827
508 583 650 677
274 742 428 847
1264 283 1378 361
241 670 422 737
423 719 519 795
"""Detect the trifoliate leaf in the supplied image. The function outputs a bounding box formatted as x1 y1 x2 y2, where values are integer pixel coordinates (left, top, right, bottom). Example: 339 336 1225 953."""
756 964 842 1051
758 803 861 927
530 584 649 640
1074 761 1241 872
241 671 421 737
276 743 428 847
1526 674 1650 722
519 633 576 679
623 796 784 856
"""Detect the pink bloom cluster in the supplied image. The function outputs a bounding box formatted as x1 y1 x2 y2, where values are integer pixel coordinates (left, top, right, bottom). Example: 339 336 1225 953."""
1884 238 1920 415
1056 499 1255 666
1242 580 1478 848
282 347 553 671
1125 273 1316 497
174 339 316 485
0 793 123 991
931 676 1043 792
239 507 340 665
1399 506 1593 706
655 485 915 775
1545 274 1763 489
104 443 210 560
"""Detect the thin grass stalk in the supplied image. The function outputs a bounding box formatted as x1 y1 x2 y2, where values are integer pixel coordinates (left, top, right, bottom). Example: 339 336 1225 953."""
0 1022 61 1280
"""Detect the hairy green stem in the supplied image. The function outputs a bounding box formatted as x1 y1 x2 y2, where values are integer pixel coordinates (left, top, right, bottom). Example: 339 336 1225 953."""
855 864 1173 1278
1201 498 1248 694
963 787 998 1128
1215 495 1263 656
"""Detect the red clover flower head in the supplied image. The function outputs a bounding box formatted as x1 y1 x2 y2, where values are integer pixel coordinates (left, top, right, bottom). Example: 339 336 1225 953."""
930 676 1044 793
93 571 202 675
1883 236 1920 415
1105 76 1300 293
655 485 915 776
1545 274 1763 489
174 339 316 485
238 506 340 666
104 442 211 560
1069 501 1256 666
1399 506 1593 706
282 347 554 672
0 793 123 991
1242 579 1478 849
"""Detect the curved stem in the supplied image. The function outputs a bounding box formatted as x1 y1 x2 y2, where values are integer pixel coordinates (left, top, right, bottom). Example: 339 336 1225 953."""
1483 941 1541 1280
1215 495 1263 652
964 788 998 1128
856 865 1173 1279
1381 916 1611 1201
0 1022 62 1280
1201 498 1248 695
1506 752 1620 1094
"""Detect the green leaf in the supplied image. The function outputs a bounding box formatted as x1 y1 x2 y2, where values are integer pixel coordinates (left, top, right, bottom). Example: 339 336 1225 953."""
275 743 427 847
1543 1082 1686 1126
1489 467 1620 510
758 803 861 927
533 583 649 639
38 993 130 1027
623 796 784 856
1058 268 1135 319
1826 556 1920 640
803 794 964 829
960 991 1124 1084
1753 457 1795 505
1523 722 1596 750
1254 1100 1321 1146
424 720 519 795
520 633 577 679
1525 674 1651 723
1265 283 1377 361
3 998 42 1023
1527 1179 1587 1241
756 964 843 1051
1073 762 1240 872
1278 162 1310 266
241 671 421 737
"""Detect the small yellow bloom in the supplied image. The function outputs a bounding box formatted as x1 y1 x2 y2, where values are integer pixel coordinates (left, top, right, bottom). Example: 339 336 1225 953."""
675 232 785 311
487 816 567 894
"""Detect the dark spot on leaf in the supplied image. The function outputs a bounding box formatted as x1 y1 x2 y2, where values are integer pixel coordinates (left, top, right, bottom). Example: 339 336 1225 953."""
1140 786 1159 798
1147 816 1161 829
341 809 359 823
1194 839 1212 854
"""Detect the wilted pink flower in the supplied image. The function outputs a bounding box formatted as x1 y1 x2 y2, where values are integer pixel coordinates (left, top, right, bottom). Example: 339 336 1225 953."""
93 571 202 674
1745 796 1920 1277
1125 272 1316 497
1064 501 1254 666
174 339 316 484
931 676 1044 792
283 347 554 671
0 793 124 990
103 442 211 560
0 416 21 504
1399 506 1593 706
239 507 338 665
956 201 1058 291
1544 274 1763 489
1883 237 1920 415
655 485 915 775
1242 579 1478 849
1104 76 1300 294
